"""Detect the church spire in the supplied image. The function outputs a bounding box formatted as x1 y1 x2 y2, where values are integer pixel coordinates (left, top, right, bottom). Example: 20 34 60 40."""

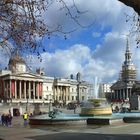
121 37 136 82
124 37 132 65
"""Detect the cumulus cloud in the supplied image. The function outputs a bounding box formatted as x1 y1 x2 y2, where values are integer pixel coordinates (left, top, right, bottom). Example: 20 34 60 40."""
1 0 139 84
25 42 124 83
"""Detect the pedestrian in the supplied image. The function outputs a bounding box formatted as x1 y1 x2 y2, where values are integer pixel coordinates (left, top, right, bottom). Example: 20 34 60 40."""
74 104 77 114
5 114 9 127
7 114 12 127
23 112 28 126
1 114 6 126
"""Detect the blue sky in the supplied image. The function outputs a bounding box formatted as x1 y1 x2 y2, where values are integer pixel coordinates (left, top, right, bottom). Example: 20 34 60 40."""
0 0 140 84
42 17 112 53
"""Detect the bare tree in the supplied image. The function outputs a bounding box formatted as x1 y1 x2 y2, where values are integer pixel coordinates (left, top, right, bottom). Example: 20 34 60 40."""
0 0 87 55
119 0 140 47
119 0 140 15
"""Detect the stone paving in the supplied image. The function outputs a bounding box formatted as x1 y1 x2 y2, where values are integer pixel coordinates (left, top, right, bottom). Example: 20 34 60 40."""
1 116 140 140
1 108 140 140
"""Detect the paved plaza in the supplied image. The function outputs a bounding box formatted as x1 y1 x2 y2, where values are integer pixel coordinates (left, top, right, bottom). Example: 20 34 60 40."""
1 116 140 140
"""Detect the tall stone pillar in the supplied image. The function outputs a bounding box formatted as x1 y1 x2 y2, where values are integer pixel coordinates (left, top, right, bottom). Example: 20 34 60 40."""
56 86 59 101
54 87 56 100
119 90 122 99
64 87 66 102
29 81 31 99
116 90 118 100
19 81 21 99
123 89 125 99
126 88 128 99
57 86 60 101
15 80 17 99
24 81 26 99
9 80 12 98
33 82 35 99
37 82 39 99
130 88 132 97
66 87 69 102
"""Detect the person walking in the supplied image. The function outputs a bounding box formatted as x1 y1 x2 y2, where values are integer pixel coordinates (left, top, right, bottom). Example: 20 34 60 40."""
1 114 6 126
7 114 12 127
23 112 28 127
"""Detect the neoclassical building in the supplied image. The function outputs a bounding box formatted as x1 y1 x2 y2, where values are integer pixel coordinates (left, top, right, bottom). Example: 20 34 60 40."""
109 39 137 102
0 53 91 115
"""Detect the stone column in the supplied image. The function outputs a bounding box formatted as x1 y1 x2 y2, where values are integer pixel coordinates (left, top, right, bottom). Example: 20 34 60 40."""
129 88 132 97
29 81 31 99
24 81 26 99
67 87 69 101
126 88 128 99
15 80 17 99
116 90 118 100
60 87 63 101
120 90 122 99
37 82 39 99
54 87 56 101
56 86 59 101
123 89 125 99
40 82 43 98
9 80 12 98
33 82 35 99
64 87 66 102
19 81 21 99
57 86 60 101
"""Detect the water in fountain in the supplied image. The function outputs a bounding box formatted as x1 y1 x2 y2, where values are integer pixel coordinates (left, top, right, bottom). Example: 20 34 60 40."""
94 76 100 99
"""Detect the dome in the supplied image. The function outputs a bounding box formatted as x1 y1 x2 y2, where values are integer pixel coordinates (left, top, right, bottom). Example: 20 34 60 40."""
8 52 26 73
8 54 25 65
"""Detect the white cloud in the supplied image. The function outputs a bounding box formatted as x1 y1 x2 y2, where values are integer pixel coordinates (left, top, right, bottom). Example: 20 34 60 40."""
24 42 123 83
1 0 139 84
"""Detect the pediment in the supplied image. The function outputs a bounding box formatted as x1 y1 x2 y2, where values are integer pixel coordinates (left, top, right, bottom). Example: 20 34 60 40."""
13 72 43 79
111 81 126 89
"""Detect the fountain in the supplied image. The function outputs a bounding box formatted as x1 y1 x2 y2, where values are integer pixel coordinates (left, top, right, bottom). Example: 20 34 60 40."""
29 108 87 125
80 98 112 116
29 77 113 125
29 77 140 125
80 77 112 116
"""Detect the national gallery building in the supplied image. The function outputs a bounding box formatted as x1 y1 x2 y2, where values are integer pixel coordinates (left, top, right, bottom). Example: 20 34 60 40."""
0 53 91 115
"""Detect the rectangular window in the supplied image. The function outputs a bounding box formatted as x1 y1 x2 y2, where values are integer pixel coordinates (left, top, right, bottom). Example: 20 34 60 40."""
72 96 74 100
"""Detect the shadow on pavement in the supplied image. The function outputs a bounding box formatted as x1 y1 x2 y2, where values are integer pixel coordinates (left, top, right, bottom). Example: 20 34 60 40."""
27 133 140 140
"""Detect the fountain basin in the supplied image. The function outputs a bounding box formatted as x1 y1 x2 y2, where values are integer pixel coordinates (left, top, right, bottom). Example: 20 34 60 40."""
80 107 112 116
123 117 140 123
80 98 112 116
87 117 123 125
29 114 87 125
29 118 87 125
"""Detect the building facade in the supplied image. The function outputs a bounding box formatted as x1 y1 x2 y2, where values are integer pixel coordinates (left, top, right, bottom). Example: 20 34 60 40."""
98 83 112 98
109 39 137 103
0 53 91 115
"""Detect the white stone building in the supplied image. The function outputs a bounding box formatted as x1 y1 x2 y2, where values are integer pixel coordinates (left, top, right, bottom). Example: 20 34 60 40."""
0 53 92 115
98 83 112 98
